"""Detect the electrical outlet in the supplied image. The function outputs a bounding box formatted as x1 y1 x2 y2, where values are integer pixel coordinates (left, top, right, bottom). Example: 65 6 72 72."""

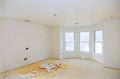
25 47 29 50
24 58 28 61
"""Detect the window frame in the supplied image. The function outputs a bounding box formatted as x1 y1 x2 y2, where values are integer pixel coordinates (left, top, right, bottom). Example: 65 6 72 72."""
64 32 75 52
94 30 103 54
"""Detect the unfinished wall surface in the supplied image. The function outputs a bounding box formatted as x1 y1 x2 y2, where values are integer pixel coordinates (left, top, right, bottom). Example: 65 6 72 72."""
50 26 61 58
104 19 120 69
59 19 120 69
0 18 120 72
0 18 50 72
0 54 3 72
0 18 4 72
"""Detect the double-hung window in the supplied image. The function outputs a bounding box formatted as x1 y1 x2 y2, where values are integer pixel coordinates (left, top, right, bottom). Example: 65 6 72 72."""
94 30 103 54
80 32 89 52
65 32 75 51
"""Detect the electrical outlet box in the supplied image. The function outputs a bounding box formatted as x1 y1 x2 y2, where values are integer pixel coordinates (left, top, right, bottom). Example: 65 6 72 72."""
25 47 29 50
24 58 28 61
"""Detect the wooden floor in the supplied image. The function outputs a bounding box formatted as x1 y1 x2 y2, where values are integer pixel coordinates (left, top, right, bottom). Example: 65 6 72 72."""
0 58 120 79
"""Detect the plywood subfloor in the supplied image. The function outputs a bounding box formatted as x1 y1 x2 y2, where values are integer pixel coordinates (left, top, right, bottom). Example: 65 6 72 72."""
0 58 120 79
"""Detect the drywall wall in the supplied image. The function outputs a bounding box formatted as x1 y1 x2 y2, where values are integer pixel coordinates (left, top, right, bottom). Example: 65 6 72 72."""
59 20 120 69
53 20 120 69
0 18 50 72
50 26 61 58
104 19 120 69
0 53 3 72
0 18 4 72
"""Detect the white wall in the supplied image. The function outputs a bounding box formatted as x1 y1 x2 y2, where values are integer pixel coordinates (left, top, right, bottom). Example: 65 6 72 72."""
52 19 120 69
50 26 61 58
0 17 120 72
0 18 50 72
59 19 120 69
104 19 120 69
0 53 3 72
0 18 4 72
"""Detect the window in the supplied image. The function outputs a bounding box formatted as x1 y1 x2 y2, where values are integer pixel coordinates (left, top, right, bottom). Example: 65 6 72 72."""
94 30 103 54
80 32 89 52
65 32 75 51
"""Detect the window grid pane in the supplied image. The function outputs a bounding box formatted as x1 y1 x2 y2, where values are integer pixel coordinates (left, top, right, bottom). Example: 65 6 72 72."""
95 31 103 42
65 41 74 51
65 32 74 41
80 32 89 41
95 42 102 54
80 32 89 52
95 30 103 54
80 42 89 52
65 32 75 51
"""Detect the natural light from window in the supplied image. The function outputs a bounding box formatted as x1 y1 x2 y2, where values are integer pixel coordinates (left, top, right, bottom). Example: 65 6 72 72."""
65 32 75 51
80 32 89 52
95 30 103 54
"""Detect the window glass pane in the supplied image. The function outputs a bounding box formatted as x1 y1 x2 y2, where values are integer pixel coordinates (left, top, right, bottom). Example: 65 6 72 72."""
95 30 103 54
80 42 89 52
80 32 89 41
95 31 103 42
66 41 74 51
95 43 102 54
65 32 74 41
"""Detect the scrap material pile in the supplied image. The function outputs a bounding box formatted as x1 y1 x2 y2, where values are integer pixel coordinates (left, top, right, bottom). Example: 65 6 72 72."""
40 63 62 72
19 63 68 78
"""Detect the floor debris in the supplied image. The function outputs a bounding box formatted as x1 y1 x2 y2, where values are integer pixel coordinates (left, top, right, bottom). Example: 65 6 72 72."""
19 63 68 78
40 63 62 72
19 73 35 78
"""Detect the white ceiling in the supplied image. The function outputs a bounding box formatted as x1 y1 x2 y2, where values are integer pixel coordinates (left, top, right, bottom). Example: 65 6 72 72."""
0 0 120 26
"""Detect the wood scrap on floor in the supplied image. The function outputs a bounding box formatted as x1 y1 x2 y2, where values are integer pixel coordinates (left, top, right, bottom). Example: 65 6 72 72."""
40 63 62 72
19 63 69 78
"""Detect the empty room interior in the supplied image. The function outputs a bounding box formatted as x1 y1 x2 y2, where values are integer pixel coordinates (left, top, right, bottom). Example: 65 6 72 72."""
0 0 120 79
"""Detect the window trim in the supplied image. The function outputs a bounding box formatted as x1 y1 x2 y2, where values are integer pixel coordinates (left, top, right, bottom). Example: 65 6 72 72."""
94 30 103 54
